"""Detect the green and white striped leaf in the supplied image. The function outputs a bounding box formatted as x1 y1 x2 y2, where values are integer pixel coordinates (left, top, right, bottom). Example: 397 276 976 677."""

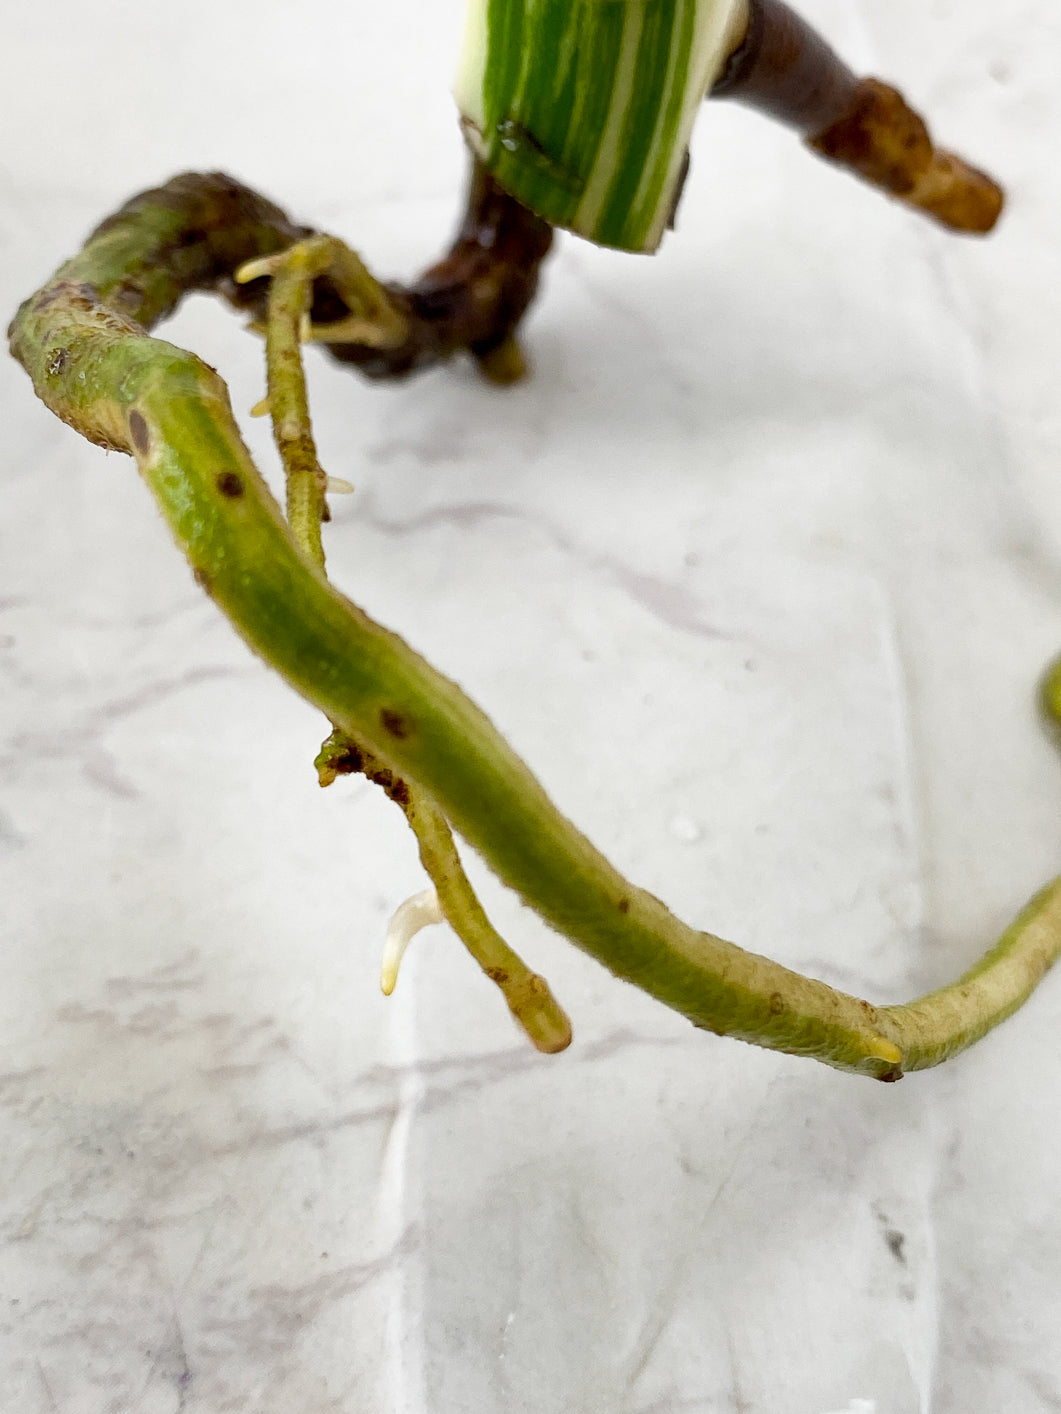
455 0 748 252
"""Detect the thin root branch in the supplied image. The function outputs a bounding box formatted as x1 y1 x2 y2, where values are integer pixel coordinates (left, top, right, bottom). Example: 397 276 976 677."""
238 240 332 566
317 729 572 1053
235 235 413 564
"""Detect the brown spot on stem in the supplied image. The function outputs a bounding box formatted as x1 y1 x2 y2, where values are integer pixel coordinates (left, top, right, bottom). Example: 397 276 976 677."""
316 733 413 808
486 967 510 985
617 897 631 915
192 566 213 594
215 470 245 498
47 348 70 377
769 992 786 1015
34 280 98 314
34 287 64 312
128 410 151 456
379 708 412 740
365 766 410 809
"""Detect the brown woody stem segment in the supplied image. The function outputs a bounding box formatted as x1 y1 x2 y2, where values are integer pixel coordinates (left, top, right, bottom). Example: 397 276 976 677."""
712 0 1004 234
320 159 554 381
86 161 553 387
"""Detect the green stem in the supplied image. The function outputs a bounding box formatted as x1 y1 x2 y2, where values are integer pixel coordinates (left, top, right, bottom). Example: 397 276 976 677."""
884 878 1061 1070
241 244 571 1051
10 176 1061 1080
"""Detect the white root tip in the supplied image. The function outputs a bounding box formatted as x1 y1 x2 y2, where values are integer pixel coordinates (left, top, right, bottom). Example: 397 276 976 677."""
380 887 444 996
249 396 272 418
306 316 407 349
234 253 283 285
325 475 355 495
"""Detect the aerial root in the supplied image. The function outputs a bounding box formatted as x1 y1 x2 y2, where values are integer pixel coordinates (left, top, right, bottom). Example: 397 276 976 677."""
237 236 408 348
381 887 445 995
316 728 572 1053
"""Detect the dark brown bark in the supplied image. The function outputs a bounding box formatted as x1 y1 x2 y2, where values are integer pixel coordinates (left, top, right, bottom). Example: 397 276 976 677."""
318 160 554 381
711 0 1004 234
85 162 554 385
711 0 857 135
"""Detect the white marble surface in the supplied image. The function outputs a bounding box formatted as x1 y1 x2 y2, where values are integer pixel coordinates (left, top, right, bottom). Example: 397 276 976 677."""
3 2 1061 1410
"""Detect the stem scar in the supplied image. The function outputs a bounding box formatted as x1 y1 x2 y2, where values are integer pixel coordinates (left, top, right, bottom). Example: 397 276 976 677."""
128 409 150 456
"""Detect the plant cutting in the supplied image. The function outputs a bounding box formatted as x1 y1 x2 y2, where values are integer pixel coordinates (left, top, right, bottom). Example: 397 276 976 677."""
10 0 1059 1081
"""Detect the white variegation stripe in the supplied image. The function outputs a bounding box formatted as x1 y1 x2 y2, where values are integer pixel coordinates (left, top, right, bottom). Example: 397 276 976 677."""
454 0 490 130
634 0 749 247
571 1 647 235
625 0 693 241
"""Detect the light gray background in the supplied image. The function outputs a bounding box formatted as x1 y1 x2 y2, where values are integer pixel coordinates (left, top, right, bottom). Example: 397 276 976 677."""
2 2 1060 1410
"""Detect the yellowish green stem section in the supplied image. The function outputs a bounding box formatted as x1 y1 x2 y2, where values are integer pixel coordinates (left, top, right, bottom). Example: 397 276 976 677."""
9 179 1061 1080
315 730 574 1054
391 765 574 1053
455 0 748 251
235 238 570 1051
241 244 330 564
